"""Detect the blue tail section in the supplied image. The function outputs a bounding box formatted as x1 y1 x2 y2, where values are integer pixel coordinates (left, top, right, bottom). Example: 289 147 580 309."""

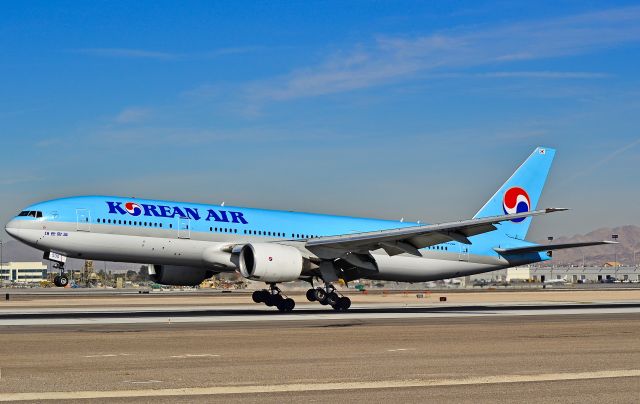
473 147 555 241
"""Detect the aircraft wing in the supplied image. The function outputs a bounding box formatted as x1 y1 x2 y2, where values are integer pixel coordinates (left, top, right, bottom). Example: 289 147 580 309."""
305 208 567 256
494 240 617 255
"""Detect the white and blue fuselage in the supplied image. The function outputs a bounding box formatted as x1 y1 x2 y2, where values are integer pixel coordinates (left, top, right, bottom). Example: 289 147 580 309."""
5 193 547 284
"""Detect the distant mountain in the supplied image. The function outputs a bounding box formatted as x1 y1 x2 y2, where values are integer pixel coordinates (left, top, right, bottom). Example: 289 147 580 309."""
537 225 640 267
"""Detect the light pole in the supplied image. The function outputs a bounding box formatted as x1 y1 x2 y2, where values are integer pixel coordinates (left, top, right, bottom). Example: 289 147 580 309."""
612 234 619 279
548 236 554 282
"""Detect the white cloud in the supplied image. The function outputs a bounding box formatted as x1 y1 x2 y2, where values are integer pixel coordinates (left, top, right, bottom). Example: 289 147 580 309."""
476 71 610 79
34 138 61 148
114 107 153 124
245 6 640 102
561 136 640 183
72 46 264 60
74 48 176 59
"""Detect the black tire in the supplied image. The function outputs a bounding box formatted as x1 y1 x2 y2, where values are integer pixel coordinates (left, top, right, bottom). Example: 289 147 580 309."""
306 288 316 302
341 296 351 310
326 292 339 306
278 298 295 312
58 275 69 287
314 288 326 301
267 293 283 307
53 275 61 287
285 298 295 311
252 290 263 303
265 294 275 307
335 296 351 311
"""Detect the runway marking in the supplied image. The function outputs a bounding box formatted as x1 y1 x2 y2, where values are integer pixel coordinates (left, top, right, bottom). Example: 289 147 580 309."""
2 304 639 326
1 369 638 401
387 348 415 352
123 380 163 385
82 353 131 358
169 354 220 358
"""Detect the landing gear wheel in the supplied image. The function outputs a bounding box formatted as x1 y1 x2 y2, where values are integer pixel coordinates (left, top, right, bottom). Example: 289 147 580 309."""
58 274 69 287
326 292 340 306
332 296 351 311
277 298 295 312
53 275 61 287
252 290 264 303
306 288 317 302
314 288 327 302
266 293 284 307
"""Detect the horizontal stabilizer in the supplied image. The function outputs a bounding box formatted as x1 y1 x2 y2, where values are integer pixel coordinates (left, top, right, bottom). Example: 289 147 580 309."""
494 241 617 255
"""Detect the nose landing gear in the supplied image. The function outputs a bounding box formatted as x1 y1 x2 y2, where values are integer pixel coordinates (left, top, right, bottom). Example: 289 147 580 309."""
306 283 351 311
52 263 69 287
252 284 295 312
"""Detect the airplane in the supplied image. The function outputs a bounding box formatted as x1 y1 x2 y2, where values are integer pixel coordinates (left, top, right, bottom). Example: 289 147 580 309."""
544 276 568 285
4 147 615 312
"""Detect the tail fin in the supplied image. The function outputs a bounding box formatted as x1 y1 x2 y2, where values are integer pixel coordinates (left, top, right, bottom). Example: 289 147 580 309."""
474 147 555 240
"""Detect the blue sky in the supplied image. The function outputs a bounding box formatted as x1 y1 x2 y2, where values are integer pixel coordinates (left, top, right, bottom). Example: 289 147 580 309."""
1 0 639 240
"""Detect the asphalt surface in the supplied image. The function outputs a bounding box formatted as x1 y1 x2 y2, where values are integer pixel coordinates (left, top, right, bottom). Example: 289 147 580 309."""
1 311 639 403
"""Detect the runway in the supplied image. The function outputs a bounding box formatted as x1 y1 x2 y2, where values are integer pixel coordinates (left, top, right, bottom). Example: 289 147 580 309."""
0 310 639 402
0 301 640 327
1 290 639 402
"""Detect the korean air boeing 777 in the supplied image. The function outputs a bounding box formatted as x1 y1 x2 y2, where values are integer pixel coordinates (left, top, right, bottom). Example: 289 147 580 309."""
5 147 613 311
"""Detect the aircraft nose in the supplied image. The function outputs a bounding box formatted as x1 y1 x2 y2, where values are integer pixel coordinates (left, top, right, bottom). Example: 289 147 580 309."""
5 219 19 239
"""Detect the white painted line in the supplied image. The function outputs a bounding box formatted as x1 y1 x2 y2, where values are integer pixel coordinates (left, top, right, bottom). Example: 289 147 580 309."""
123 380 163 385
1 301 637 315
0 369 638 401
387 348 416 352
169 354 220 358
1 306 639 326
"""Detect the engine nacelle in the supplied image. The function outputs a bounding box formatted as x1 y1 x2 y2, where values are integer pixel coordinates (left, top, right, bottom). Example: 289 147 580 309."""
150 265 215 286
238 243 303 282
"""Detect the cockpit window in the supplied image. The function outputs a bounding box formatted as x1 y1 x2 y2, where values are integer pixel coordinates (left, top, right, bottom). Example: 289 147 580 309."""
17 211 42 218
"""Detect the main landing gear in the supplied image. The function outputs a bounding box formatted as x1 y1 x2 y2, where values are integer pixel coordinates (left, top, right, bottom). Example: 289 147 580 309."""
52 263 69 287
252 284 295 312
306 283 351 311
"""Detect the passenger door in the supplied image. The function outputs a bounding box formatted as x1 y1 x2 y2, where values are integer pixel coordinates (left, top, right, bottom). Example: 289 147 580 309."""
76 209 91 232
458 245 469 261
178 217 190 239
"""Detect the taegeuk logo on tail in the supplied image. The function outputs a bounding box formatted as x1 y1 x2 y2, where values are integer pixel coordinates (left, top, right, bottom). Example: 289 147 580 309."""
502 187 530 223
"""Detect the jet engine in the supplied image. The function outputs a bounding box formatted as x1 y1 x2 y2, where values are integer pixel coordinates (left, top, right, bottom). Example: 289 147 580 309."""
238 243 303 282
150 265 215 286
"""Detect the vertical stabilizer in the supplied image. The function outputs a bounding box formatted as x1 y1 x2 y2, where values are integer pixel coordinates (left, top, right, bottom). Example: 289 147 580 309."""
473 147 555 240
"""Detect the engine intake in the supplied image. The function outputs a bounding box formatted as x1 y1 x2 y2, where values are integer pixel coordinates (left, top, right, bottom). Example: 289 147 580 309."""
238 243 303 282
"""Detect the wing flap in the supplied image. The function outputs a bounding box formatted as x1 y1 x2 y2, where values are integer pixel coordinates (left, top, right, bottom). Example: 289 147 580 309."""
494 240 616 255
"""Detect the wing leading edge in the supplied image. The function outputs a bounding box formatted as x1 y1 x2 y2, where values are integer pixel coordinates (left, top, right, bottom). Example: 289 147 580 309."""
305 208 567 256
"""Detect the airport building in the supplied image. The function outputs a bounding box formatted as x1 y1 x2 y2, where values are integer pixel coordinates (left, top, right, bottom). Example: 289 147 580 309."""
472 265 640 283
0 261 48 283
